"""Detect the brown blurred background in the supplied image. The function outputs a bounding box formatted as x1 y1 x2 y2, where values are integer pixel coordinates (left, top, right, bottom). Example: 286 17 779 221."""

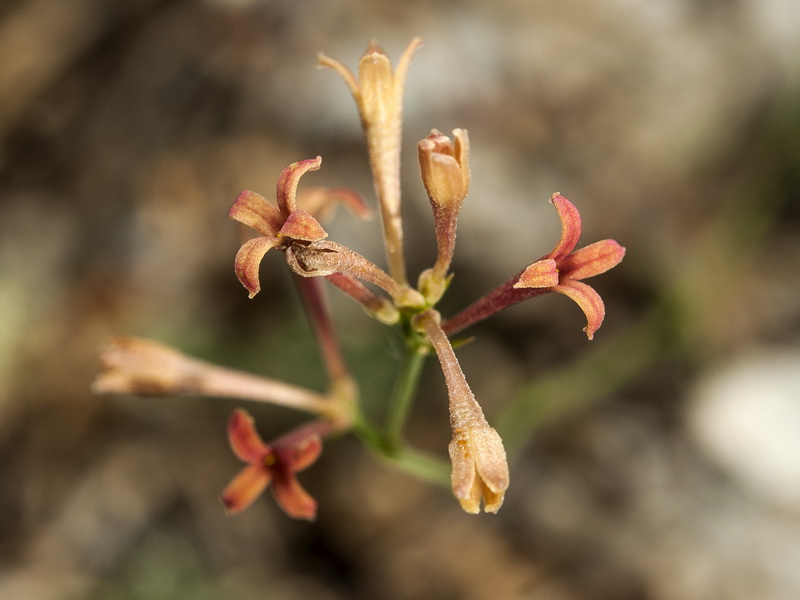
1 0 800 598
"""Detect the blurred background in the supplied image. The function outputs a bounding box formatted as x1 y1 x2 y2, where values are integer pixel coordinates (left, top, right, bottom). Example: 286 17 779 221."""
1 0 799 598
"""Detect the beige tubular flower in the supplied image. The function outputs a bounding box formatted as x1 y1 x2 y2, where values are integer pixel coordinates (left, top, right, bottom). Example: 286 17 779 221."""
318 38 423 284
414 310 509 514
417 128 471 303
92 337 341 420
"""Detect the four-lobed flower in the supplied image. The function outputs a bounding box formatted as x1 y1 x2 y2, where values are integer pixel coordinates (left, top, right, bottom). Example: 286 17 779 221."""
222 409 330 520
443 193 625 340
229 156 330 298
514 194 626 340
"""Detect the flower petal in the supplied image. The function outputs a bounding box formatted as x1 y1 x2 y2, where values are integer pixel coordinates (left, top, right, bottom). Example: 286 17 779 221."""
92 337 193 396
547 194 582 262
295 186 372 221
280 434 323 473
514 258 559 289
392 37 424 106
279 210 328 242
227 409 270 463
221 464 271 514
479 481 506 514
228 190 282 236
234 236 279 299
448 435 479 514
271 472 318 521
276 157 322 215
559 239 626 281
358 40 398 125
554 279 606 340
472 425 510 497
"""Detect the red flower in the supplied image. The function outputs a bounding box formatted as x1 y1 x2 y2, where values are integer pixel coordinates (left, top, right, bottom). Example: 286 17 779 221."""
221 409 327 520
228 157 368 298
442 193 624 339
514 194 625 339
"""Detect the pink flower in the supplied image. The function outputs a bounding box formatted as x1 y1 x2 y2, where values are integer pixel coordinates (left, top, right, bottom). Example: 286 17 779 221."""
228 157 368 298
221 409 327 520
514 194 625 340
442 194 624 339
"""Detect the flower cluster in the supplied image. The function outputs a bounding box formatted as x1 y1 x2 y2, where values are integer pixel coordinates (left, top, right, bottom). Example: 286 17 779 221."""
94 38 624 519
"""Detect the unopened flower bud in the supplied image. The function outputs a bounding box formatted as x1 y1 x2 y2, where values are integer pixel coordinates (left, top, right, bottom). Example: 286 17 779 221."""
418 128 470 209
417 128 471 302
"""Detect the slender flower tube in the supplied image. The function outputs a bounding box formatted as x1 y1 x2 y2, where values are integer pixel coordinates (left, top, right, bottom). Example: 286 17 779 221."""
414 310 509 514
442 194 625 339
318 38 423 284
286 240 425 309
417 129 471 303
325 272 400 324
92 337 339 418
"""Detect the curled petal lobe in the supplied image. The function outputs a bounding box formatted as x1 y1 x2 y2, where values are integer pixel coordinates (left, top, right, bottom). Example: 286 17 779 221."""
559 239 626 281
276 157 322 215
554 279 606 340
279 210 328 242
277 434 323 472
222 464 270 514
392 37 424 102
296 186 372 221
515 258 559 289
228 409 270 463
548 193 582 262
234 235 279 298
228 190 282 236
271 472 318 521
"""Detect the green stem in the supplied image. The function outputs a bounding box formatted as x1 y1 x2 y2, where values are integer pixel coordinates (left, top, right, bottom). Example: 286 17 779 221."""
387 446 450 486
353 416 450 486
384 344 428 446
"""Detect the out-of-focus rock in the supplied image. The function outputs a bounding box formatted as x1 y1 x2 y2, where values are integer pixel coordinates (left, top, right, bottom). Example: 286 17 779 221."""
689 347 800 509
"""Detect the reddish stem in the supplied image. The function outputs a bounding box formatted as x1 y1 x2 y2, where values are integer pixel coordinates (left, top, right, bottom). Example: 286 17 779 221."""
441 272 550 337
293 275 349 383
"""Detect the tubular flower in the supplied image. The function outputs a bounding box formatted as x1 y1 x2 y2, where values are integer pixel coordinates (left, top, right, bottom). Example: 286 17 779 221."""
92 337 336 416
415 310 509 514
442 193 625 339
221 409 329 520
318 38 423 283
514 194 626 339
228 157 368 298
417 128 471 303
